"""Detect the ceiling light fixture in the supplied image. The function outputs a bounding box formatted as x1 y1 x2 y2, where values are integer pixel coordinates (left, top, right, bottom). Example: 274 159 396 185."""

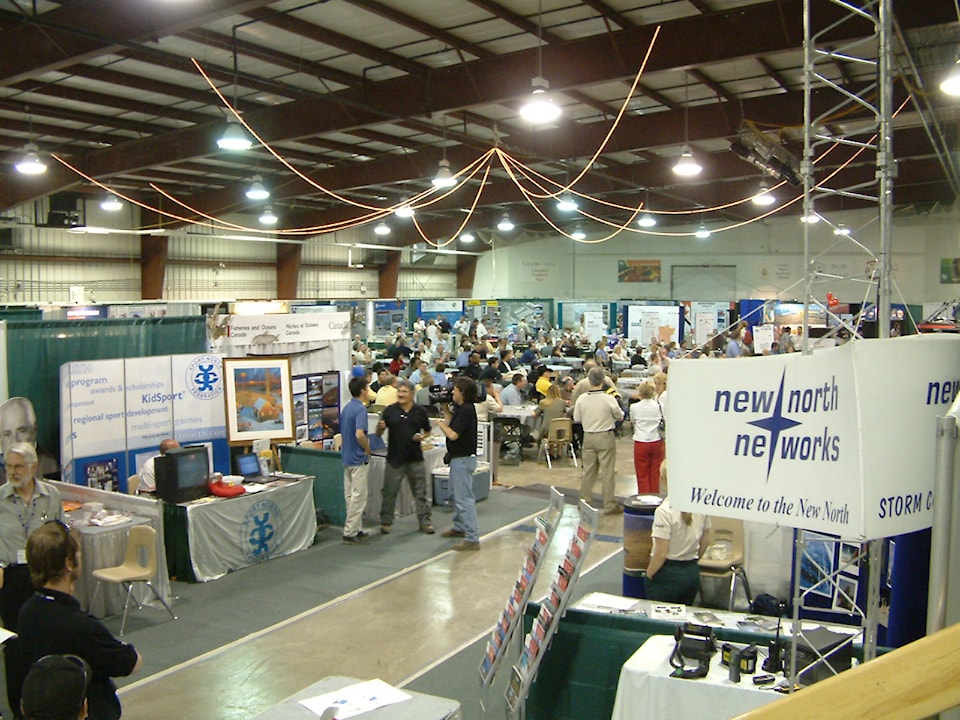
374 221 391 236
258 206 277 226
497 212 515 232
571 226 586 241
15 142 46 175
217 117 252 151
245 174 269 200
637 213 657 228
833 224 851 236
695 223 711 239
395 205 415 218
941 59 960 95
460 232 475 243
519 1 562 125
673 73 702 177
556 193 578 212
431 158 457 188
801 212 821 224
752 179 776 207
100 195 123 212
673 145 703 177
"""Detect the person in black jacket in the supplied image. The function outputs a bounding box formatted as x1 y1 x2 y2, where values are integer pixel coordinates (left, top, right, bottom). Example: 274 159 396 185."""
17 522 141 720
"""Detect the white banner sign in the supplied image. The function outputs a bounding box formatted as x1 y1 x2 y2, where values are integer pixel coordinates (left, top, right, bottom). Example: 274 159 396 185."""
583 310 606 342
667 336 960 540
421 300 463 313
223 313 351 346
754 325 776 354
694 313 715 347
625 305 681 345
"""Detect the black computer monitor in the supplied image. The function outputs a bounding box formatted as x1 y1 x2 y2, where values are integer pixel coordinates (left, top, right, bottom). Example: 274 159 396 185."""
155 445 211 503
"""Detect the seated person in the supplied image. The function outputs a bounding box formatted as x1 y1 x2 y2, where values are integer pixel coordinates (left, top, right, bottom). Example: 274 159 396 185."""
478 355 502 384
518 346 539 365
534 369 556 399
500 373 527 406
535 384 568 440
374 375 399 406
475 378 503 421
137 438 179 494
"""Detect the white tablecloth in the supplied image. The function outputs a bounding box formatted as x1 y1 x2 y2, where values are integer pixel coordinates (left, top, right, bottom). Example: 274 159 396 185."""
611 635 782 720
496 404 539 426
184 477 316 582
72 514 172 618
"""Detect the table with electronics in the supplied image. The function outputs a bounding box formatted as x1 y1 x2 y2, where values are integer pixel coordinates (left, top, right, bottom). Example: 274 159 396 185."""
249 675 459 720
163 475 316 583
610 634 783 720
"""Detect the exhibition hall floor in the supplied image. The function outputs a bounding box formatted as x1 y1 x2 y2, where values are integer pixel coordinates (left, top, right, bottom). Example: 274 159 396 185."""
116 437 640 720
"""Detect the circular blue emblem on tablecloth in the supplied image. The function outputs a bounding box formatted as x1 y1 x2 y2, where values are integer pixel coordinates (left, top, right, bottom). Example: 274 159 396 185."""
240 498 284 563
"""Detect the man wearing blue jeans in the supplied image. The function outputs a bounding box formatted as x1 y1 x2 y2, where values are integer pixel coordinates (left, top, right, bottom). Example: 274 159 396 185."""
436 377 480 551
340 375 372 544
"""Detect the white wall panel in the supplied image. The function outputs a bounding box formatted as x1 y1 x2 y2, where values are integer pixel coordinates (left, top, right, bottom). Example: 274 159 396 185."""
397 269 457 298
0 258 140 303
298 267 377 299
164 264 276 301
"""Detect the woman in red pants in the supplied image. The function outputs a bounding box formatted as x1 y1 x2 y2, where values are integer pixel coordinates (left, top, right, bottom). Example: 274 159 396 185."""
629 382 664 494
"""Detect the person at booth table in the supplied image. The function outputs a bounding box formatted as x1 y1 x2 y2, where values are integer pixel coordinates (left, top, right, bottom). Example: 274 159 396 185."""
137 438 180 495
0 442 63 631
645 463 711 605
436 377 480 552
500 374 527 407
475 378 502 422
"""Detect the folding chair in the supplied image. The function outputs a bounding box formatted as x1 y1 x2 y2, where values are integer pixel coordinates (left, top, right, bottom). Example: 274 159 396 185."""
539 417 578 469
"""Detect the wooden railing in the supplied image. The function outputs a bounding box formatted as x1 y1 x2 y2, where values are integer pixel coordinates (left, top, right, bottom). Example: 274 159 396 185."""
732 623 960 720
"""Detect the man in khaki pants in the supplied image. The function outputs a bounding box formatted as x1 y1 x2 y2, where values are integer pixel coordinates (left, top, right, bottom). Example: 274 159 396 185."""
573 367 624 515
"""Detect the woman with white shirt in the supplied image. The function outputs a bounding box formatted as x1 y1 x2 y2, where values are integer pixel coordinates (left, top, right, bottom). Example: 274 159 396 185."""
646 463 710 604
629 382 664 495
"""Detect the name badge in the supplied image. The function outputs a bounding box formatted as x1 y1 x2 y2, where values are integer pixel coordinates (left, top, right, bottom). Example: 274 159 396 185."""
16 550 27 565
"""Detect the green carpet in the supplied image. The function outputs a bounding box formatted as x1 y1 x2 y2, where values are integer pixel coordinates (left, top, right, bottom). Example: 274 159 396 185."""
109 486 550 684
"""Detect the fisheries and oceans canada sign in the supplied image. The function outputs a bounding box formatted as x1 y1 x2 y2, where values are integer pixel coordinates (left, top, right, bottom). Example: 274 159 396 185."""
667 335 960 540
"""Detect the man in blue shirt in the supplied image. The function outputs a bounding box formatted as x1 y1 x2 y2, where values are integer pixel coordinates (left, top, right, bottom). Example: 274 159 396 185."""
519 346 538 365
340 376 372 544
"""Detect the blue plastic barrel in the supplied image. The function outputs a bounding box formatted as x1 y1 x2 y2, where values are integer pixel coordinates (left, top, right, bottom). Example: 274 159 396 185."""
623 494 662 598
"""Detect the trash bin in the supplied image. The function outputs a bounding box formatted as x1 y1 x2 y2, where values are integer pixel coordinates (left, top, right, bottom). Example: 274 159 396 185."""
623 494 662 598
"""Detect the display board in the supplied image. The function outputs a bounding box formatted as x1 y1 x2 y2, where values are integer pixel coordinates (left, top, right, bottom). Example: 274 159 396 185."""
623 304 682 346
60 353 228 491
291 371 341 446
667 335 960 540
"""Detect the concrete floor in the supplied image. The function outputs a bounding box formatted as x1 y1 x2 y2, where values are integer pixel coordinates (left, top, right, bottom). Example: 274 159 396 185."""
117 434 641 720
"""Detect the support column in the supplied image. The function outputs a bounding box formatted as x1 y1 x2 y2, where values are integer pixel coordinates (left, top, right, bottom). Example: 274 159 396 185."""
456 255 477 298
379 252 400 298
141 235 168 300
277 243 302 299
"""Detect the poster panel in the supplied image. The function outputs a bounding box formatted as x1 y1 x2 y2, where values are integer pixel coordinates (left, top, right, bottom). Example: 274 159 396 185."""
124 356 174 449
853 335 960 537
171 353 225 445
625 305 681 345
62 359 127 458
582 311 606 343
753 325 776 354
668 346 863 537
669 336 960 540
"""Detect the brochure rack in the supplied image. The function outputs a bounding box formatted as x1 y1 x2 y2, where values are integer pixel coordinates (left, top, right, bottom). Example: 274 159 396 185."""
479 487 565 708
505 500 600 720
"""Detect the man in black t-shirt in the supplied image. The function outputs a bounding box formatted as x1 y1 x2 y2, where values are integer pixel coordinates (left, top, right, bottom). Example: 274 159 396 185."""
18 522 141 720
376 380 434 535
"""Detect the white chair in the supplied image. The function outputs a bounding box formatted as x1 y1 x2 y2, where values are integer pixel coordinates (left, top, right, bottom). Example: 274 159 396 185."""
90 525 176 635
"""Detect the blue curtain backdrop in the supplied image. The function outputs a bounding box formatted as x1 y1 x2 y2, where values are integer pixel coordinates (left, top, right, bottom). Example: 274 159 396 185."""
6 316 207 463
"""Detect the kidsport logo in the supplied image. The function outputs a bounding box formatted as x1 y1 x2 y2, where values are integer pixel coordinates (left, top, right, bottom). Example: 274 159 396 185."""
712 370 841 481
185 355 222 400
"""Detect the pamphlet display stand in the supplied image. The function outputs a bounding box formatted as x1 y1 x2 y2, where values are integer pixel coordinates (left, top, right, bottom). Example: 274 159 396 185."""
505 500 600 720
479 488 565 710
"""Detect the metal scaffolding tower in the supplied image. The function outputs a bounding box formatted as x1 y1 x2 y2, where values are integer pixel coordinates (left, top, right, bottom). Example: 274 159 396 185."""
793 0 895 675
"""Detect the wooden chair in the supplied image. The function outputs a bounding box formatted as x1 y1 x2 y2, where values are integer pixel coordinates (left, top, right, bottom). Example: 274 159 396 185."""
539 417 578 469
698 516 753 611
90 525 176 635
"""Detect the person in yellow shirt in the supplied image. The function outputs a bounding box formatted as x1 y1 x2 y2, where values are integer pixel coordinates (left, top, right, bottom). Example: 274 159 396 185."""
535 369 555 398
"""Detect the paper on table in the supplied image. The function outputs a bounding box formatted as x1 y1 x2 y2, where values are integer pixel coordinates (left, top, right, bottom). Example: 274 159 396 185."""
299 679 411 719
242 483 269 494
576 592 642 613
649 602 686 620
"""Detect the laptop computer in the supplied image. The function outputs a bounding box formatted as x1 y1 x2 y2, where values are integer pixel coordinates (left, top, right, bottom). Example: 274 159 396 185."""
236 452 273 482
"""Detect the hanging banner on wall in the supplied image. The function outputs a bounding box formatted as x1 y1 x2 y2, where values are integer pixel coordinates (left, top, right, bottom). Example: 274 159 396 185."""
667 336 960 540
220 314 350 346
60 354 228 491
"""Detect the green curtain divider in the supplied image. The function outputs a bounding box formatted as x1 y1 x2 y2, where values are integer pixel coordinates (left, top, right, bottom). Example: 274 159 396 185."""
6 316 207 462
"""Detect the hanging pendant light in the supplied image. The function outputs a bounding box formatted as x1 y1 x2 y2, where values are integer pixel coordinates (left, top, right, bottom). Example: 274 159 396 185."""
752 179 775 206
15 143 47 175
556 193 578 212
431 159 457 188
245 174 269 200
217 117 252 151
374 221 391 236
570 226 586 241
258 206 278 226
459 232 475 243
497 212 515 232
100 195 123 212
637 213 657 228
519 1 561 125
673 73 702 177
395 205 415 218
695 223 711 239
941 59 960 95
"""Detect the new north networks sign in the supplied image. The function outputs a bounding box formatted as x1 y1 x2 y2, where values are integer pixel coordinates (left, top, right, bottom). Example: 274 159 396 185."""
668 336 960 540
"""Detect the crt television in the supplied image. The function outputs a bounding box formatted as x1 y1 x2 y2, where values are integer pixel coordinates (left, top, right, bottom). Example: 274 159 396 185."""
155 445 211 503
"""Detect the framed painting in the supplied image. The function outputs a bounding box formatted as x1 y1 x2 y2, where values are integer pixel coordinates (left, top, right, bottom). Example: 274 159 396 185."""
222 357 294 444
